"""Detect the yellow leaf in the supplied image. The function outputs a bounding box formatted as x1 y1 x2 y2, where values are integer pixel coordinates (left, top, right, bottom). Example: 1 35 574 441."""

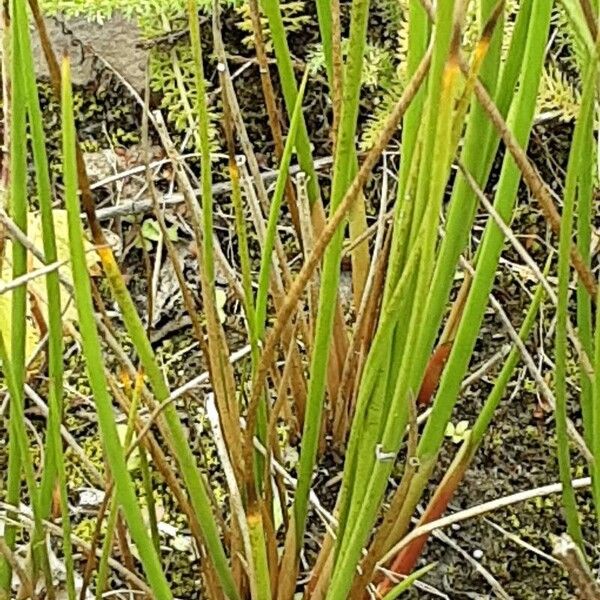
215 288 227 324
0 210 100 360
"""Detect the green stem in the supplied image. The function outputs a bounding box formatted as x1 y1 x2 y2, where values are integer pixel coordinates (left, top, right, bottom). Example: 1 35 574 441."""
16 10 75 593
255 70 308 338
258 0 320 204
294 0 372 549
61 55 173 599
328 5 459 596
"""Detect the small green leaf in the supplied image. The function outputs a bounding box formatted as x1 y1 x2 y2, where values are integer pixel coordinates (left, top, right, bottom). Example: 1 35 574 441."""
141 219 161 242
141 219 179 243
455 420 469 435
445 421 470 444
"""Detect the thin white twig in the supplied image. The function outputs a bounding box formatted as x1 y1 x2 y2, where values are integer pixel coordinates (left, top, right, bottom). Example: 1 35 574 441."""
0 259 66 294
379 477 592 565
484 517 559 566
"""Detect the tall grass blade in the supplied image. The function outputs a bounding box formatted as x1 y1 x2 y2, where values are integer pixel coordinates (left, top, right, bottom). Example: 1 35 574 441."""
413 0 552 498
314 0 370 305
395 0 532 401
560 59 597 541
258 0 320 205
255 70 308 338
326 6 460 598
380 265 548 586
293 0 372 549
14 6 75 597
380 562 436 600
61 55 173 599
29 2 242 592
1 0 29 589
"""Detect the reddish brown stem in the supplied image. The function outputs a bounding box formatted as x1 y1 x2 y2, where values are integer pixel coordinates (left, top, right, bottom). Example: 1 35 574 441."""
376 454 470 595
416 340 454 406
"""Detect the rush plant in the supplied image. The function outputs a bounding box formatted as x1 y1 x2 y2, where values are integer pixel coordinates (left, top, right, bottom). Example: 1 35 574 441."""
1 0 599 598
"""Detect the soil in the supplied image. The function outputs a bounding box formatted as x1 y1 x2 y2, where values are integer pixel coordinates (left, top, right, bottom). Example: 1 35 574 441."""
6 3 600 599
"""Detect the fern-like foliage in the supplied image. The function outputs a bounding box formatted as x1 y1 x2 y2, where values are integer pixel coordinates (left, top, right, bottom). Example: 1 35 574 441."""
550 4 587 73
41 0 591 143
533 5 586 123
360 0 409 151
360 0 518 150
360 78 403 151
360 0 590 148
305 32 401 152
150 45 220 154
235 0 310 50
537 63 581 123
40 0 240 30
307 39 397 90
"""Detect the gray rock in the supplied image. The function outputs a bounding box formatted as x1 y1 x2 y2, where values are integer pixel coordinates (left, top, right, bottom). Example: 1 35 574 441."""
25 12 148 91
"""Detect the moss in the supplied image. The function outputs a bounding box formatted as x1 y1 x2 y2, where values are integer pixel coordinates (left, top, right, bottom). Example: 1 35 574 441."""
72 517 99 543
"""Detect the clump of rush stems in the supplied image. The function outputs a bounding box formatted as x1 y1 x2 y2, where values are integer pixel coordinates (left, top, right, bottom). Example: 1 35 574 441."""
0 0 599 599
